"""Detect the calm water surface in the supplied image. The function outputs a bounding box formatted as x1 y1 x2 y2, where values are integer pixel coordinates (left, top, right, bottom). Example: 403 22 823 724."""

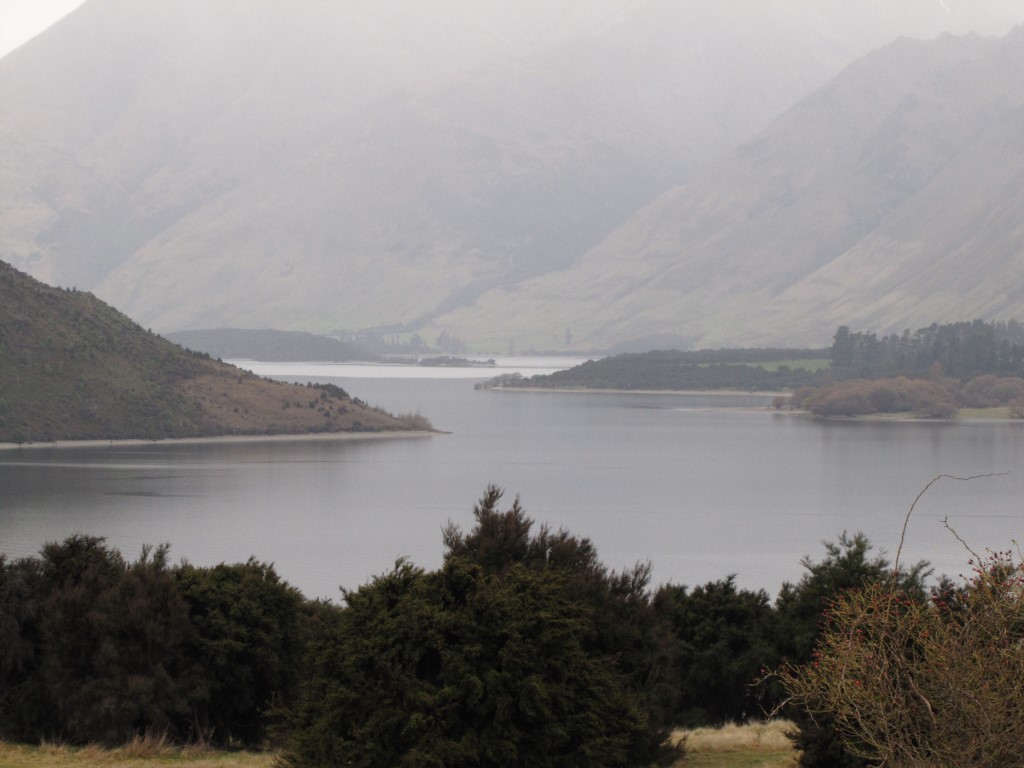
2 360 1023 600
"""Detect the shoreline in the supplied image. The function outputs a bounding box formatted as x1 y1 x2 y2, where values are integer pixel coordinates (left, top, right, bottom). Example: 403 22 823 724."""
775 409 1023 425
0 430 437 452
481 386 786 397
483 388 1022 423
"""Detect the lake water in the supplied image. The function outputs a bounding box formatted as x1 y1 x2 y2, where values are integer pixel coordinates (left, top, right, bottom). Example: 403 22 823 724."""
2 358 1023 601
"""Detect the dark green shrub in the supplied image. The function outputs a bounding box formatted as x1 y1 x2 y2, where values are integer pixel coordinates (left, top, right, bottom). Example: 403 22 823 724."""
283 488 679 768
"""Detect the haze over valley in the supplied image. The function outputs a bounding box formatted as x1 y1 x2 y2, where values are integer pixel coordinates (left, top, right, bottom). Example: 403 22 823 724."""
4 0 1024 351
8 6 1024 762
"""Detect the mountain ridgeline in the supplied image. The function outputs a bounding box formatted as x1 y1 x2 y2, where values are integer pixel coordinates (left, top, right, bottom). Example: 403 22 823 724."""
4 1 1024 351
446 26 1024 350
0 261 417 443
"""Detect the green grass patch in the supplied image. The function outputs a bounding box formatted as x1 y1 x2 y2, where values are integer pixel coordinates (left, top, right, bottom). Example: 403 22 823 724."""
679 751 796 768
696 360 830 372
957 406 1013 419
756 359 830 372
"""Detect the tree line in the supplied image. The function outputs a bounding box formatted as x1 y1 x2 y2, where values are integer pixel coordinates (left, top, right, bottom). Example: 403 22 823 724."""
781 319 1024 417
2 487 998 767
830 319 1024 380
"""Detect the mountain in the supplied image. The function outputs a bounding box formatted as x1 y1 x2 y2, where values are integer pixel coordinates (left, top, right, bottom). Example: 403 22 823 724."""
0 260 415 444
432 26 1024 349
164 329 375 363
4 0 1024 350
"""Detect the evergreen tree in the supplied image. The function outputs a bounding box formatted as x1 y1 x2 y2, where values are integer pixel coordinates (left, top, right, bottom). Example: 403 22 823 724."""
654 576 778 725
284 488 679 768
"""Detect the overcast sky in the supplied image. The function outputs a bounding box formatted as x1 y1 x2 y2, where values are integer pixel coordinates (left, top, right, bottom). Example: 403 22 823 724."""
0 0 86 58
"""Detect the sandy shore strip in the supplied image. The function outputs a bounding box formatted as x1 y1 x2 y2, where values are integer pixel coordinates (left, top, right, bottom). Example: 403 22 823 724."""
0 430 438 452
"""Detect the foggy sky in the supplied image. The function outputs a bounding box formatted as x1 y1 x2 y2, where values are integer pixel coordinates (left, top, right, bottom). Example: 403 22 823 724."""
0 0 86 58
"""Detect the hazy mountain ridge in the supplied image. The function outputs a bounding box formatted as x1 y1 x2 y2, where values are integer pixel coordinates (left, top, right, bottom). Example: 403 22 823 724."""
4 1 1024 349
164 328 375 363
431 27 1024 349
0 260 412 443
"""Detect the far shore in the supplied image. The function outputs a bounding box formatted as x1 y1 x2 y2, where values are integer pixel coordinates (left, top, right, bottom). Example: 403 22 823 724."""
0 429 437 452
482 386 786 397
482 387 1023 423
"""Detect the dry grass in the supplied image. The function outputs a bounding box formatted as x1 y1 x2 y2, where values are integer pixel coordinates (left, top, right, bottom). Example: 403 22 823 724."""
672 720 799 768
0 723 798 768
0 738 275 768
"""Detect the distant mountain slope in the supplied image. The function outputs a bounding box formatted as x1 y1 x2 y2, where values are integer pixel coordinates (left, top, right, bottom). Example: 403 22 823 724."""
431 27 1024 349
164 329 375 363
0 261 414 443
4 0 1024 347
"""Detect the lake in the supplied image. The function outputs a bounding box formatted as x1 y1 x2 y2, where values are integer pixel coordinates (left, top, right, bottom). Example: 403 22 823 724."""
2 358 1023 601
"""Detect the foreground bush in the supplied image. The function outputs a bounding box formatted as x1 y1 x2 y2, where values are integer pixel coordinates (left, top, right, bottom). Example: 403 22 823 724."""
780 550 1024 767
282 487 679 768
0 537 303 746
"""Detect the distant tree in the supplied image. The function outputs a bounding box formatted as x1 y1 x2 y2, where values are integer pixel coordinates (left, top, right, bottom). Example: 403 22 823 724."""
831 326 856 372
828 319 1024 381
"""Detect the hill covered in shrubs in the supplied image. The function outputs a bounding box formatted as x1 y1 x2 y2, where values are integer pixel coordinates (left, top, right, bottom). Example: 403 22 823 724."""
0 260 417 443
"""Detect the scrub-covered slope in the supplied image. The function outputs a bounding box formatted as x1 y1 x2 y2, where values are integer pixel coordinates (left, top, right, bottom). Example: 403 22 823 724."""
0 260 413 443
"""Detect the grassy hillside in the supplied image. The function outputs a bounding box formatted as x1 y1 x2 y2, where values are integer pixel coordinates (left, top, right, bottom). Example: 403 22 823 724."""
0 261 415 443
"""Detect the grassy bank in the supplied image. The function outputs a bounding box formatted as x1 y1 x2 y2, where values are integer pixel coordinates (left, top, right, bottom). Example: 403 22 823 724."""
0 722 797 768
673 721 798 768
0 736 276 768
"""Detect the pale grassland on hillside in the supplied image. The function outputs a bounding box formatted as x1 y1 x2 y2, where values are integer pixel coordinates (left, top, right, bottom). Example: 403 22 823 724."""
673 720 799 768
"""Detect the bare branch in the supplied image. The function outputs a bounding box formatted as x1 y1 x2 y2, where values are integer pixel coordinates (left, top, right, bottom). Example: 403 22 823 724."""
941 516 982 564
893 472 1009 577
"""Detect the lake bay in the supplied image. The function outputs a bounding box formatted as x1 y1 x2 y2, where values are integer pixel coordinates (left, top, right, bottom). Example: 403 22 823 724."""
2 359 1023 600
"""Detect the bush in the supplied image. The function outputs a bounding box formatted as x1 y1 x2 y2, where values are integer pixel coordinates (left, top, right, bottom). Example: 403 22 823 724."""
806 377 958 418
988 376 1024 404
780 551 1024 767
773 533 929 768
9 537 195 744
654 577 779 725
174 559 305 745
0 539 306 747
282 488 680 768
